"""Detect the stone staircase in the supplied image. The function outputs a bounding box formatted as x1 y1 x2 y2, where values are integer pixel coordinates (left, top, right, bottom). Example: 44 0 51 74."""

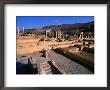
38 61 52 74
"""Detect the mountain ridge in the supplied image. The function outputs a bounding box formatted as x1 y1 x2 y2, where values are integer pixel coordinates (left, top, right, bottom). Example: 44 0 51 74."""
18 21 94 34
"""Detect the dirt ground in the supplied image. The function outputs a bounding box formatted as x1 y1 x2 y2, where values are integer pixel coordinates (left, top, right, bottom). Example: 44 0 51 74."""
16 36 81 56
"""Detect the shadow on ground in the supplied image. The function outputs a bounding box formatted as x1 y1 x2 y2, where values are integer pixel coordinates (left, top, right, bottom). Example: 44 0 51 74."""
16 62 38 74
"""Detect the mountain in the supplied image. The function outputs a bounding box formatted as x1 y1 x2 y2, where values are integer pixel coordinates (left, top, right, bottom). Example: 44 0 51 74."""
18 21 94 35
19 28 44 34
42 21 94 33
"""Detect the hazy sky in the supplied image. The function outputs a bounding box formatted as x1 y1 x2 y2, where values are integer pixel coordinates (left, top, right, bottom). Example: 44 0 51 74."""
16 16 94 29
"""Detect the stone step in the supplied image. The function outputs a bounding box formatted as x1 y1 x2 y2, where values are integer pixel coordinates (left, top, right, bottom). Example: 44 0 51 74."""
40 69 52 74
40 64 51 69
40 67 51 72
39 64 51 70
40 67 51 71
40 62 48 65
38 61 52 74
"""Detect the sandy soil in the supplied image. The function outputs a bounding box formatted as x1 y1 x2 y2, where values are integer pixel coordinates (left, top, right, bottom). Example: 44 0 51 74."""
16 36 82 56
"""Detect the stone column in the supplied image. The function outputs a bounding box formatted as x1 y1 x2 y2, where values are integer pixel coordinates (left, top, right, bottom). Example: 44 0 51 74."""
17 27 19 36
57 31 59 38
46 30 47 37
79 32 83 39
88 34 89 39
23 27 24 34
56 31 57 38
59 31 61 39
81 32 83 39
88 33 91 39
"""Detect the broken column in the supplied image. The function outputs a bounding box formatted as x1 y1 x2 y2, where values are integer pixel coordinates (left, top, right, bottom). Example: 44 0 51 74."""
79 32 84 40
